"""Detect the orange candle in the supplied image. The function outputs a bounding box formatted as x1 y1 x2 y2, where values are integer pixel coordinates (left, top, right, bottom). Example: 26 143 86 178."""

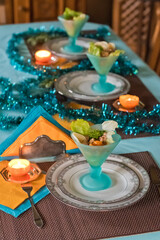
8 159 31 177
119 94 139 109
35 50 51 63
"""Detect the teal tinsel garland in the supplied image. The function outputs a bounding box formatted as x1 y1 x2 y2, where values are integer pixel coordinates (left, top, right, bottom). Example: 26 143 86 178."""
1 26 158 134
0 76 160 135
6 26 138 77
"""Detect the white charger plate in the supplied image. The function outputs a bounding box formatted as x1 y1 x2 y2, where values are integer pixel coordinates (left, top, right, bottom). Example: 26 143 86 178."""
46 37 96 60
55 70 130 101
46 154 150 211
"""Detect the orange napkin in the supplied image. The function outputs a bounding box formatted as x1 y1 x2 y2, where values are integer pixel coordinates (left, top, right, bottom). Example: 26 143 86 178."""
1 103 93 157
1 116 76 157
0 161 46 209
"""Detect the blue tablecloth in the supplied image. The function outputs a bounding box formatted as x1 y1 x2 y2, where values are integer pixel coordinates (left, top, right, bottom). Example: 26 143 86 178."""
0 21 160 240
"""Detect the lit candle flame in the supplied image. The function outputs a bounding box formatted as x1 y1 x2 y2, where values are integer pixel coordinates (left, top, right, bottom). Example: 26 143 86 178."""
35 50 51 63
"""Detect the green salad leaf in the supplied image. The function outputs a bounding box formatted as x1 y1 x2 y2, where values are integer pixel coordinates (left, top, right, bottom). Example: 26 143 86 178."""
88 129 104 139
71 119 90 136
88 42 102 57
110 49 125 56
63 8 82 20
71 119 104 139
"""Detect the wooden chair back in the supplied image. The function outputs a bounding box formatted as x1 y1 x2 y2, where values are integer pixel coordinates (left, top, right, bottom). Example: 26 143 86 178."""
112 0 153 60
5 0 87 24
58 0 87 15
147 2 160 75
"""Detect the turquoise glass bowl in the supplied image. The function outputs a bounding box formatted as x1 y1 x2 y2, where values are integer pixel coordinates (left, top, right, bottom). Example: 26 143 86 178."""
71 126 121 191
87 53 119 93
58 15 89 53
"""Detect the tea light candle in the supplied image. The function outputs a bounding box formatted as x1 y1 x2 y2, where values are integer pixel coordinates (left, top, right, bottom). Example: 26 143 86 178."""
119 94 139 109
8 159 31 177
35 50 51 63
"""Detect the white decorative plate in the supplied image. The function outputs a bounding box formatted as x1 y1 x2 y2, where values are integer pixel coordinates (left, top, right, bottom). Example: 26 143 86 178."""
55 71 130 101
46 37 96 60
46 154 150 211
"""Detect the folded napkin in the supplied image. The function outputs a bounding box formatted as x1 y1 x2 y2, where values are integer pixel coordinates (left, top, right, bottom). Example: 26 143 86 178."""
0 106 78 217
0 106 77 157
0 161 46 209
0 185 49 218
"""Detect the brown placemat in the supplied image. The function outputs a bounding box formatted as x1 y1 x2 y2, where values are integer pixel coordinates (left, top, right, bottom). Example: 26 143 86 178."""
25 30 159 139
114 75 159 139
25 29 159 110
108 75 159 110
57 74 159 139
71 75 158 110
0 152 160 240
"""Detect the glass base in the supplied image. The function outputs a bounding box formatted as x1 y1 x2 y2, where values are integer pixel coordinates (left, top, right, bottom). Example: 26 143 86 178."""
92 82 115 93
63 44 84 53
80 172 112 191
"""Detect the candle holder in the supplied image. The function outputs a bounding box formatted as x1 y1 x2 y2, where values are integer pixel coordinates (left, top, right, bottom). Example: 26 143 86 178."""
119 94 139 109
71 125 121 191
8 159 31 177
113 95 145 112
1 162 42 184
34 50 57 65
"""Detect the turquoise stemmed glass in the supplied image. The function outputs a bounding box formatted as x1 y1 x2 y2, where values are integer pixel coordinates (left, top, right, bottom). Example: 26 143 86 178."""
87 53 119 93
58 15 89 53
71 126 121 191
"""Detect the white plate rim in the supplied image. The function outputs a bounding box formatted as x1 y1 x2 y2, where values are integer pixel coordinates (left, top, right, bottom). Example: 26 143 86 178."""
55 71 131 102
56 159 140 203
46 154 150 211
46 37 97 60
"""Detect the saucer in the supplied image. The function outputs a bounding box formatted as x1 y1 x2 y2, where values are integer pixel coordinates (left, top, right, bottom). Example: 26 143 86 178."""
1 163 42 184
34 55 58 66
46 154 150 211
113 99 145 112
55 71 130 102
46 37 96 60
31 55 79 70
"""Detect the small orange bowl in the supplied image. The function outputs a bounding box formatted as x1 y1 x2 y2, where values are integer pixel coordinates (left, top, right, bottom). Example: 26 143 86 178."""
8 159 31 177
119 94 139 109
35 50 51 63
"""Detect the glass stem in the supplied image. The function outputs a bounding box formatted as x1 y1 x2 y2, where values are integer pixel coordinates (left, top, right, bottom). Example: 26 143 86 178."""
99 74 107 87
69 36 76 47
90 166 102 179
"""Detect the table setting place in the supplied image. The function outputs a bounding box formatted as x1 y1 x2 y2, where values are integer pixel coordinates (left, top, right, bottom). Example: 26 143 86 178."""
0 7 160 240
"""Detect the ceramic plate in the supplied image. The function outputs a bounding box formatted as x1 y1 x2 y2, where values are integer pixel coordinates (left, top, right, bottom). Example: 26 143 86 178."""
55 71 130 102
46 37 96 60
46 154 150 211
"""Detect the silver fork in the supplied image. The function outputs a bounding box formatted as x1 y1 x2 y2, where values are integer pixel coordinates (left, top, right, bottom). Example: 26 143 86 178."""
21 184 44 228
